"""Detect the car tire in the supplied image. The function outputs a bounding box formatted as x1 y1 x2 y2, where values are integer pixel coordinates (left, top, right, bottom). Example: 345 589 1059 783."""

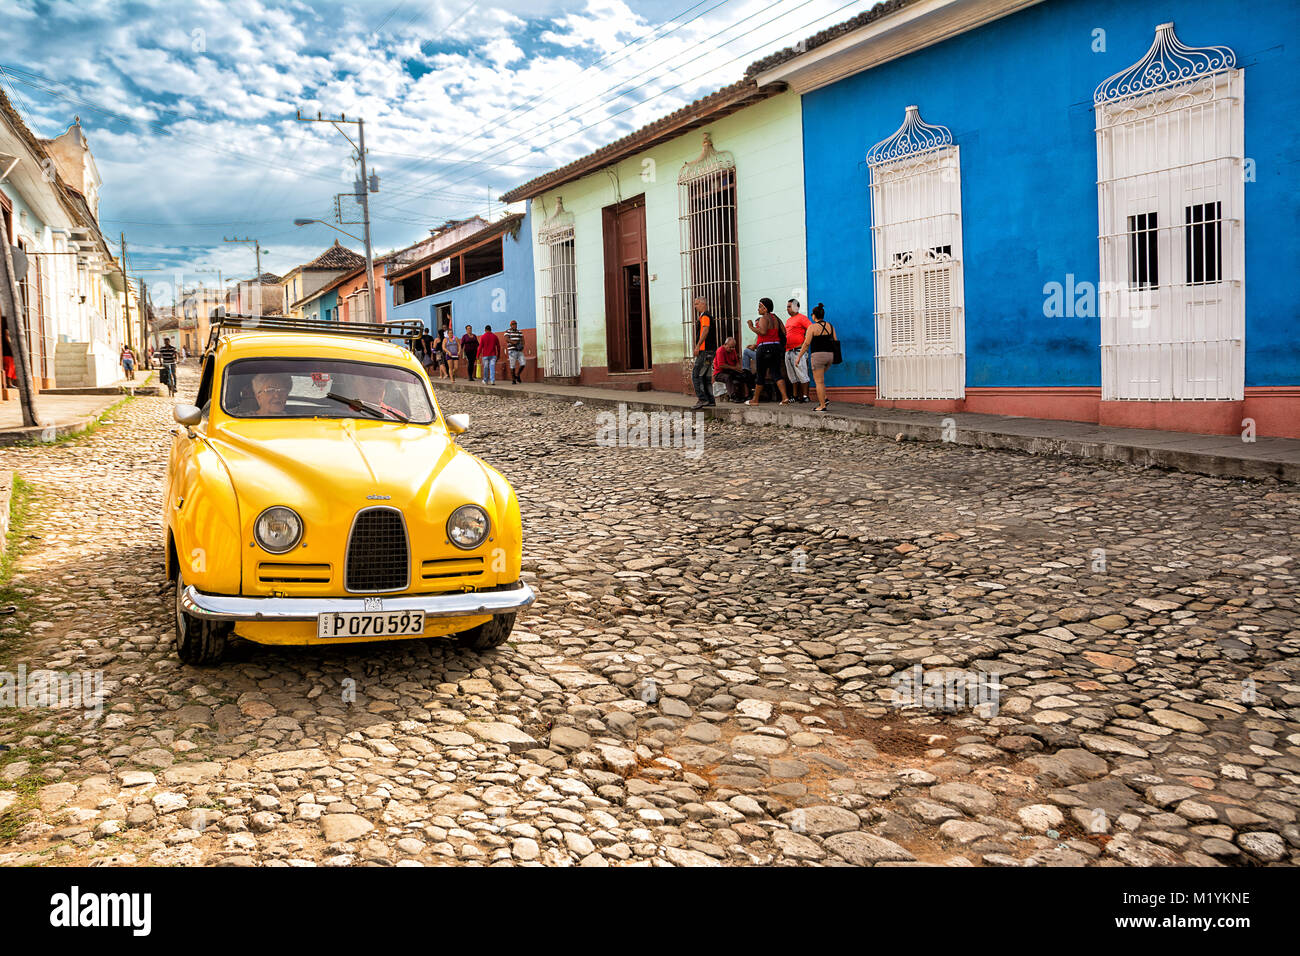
457 612 516 651
174 573 230 665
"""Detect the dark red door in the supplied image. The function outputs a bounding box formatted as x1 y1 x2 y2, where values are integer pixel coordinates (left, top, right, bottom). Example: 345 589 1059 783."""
602 195 650 372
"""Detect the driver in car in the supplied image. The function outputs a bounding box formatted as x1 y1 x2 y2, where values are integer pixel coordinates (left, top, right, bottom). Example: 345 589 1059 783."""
339 372 409 419
251 372 292 415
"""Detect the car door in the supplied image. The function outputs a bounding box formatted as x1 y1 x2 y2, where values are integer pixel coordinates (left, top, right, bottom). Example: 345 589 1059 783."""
166 355 215 559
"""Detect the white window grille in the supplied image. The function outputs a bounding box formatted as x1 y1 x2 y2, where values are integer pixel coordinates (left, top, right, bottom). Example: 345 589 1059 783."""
539 197 578 377
679 133 740 359
867 106 965 400
1095 22 1244 401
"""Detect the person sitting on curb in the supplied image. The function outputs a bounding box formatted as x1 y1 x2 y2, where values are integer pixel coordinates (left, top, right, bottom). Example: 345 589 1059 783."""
713 335 752 403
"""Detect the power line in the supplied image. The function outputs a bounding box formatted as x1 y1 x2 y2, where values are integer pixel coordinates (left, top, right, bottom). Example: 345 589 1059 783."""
385 0 858 210
385 0 732 188
381 0 758 202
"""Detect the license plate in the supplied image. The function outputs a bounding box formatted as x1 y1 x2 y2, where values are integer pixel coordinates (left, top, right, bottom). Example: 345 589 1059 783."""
317 610 425 638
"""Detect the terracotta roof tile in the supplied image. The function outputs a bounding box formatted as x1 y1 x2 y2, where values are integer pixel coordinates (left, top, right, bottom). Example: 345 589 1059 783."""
743 0 920 77
302 240 366 271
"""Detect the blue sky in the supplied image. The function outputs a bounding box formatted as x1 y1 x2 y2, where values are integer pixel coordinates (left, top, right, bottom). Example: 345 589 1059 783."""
1 0 867 302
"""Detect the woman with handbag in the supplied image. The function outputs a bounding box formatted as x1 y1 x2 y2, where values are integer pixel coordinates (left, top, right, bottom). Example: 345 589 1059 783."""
796 303 839 412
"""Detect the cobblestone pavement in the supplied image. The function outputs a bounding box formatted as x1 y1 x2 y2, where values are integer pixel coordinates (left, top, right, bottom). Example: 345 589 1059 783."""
1 368 1298 867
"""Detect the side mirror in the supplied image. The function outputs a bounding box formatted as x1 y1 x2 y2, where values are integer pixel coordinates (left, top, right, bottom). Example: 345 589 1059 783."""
446 413 469 435
174 404 202 427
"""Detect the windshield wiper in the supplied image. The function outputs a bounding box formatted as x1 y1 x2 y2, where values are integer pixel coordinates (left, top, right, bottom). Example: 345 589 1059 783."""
325 391 409 422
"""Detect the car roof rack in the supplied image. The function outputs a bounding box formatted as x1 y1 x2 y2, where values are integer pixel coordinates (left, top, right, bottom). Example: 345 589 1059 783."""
207 311 424 351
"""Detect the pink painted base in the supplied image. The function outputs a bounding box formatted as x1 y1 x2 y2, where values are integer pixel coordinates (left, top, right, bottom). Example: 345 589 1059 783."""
816 385 1300 439
1098 400 1243 436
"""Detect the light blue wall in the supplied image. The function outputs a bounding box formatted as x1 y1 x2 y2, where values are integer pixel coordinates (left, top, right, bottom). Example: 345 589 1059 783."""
385 208 536 334
801 0 1300 388
302 288 339 322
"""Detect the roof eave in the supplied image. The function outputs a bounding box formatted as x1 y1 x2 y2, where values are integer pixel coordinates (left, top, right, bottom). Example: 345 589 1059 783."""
499 80 785 203
386 213 524 282
753 0 1043 93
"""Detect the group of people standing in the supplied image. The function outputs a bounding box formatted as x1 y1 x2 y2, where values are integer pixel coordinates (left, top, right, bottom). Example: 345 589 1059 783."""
414 319 528 385
692 296 840 412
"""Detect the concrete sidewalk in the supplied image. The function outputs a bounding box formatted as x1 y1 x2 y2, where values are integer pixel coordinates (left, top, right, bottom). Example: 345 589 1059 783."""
0 392 130 445
433 377 1300 483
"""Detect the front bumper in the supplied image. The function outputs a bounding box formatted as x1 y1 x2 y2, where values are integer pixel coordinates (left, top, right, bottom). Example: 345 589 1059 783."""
180 582 535 622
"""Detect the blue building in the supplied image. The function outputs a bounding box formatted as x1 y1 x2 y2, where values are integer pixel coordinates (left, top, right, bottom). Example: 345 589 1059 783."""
750 0 1298 438
384 211 537 379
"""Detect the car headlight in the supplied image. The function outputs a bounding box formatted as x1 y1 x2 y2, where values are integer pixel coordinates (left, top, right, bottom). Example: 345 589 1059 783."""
447 504 490 550
254 506 303 553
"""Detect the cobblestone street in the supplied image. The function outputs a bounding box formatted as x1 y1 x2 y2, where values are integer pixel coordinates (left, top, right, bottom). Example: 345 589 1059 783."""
1 371 1298 867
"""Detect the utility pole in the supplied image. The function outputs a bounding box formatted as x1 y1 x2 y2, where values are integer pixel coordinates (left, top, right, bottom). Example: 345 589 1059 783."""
295 110 377 322
223 236 263 277
0 239 38 427
140 277 149 353
120 232 132 353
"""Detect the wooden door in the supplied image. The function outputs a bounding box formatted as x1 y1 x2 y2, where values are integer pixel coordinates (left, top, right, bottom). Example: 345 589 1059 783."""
602 195 651 372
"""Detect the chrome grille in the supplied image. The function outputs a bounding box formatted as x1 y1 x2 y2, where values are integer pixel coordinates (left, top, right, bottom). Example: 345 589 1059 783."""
345 508 409 592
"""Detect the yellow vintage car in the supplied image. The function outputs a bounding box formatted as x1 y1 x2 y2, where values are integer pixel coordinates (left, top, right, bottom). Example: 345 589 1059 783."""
162 315 533 664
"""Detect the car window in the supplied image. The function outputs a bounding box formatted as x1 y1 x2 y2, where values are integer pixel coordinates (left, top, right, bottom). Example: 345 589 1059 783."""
220 357 436 423
195 355 215 413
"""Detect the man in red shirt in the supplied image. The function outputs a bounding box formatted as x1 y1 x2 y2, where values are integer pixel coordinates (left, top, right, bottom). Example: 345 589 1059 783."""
477 324 501 384
784 298 812 403
712 335 752 403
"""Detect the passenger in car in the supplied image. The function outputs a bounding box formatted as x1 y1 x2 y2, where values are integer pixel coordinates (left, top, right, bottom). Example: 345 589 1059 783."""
250 372 292 415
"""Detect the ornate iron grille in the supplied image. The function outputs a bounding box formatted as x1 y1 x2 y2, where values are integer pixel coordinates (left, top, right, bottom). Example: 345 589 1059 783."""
868 106 966 400
1094 22 1244 401
679 134 740 365
539 199 579 377
345 508 409 592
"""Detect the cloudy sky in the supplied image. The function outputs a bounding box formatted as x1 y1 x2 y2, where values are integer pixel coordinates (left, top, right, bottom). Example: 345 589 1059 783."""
1 0 868 303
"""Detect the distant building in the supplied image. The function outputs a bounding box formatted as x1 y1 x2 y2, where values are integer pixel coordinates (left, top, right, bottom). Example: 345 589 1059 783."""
384 213 536 377
1 95 133 390
224 272 283 319
298 262 385 325
281 241 365 318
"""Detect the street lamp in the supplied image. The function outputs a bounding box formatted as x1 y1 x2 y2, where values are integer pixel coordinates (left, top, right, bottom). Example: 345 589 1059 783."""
294 218 374 322
293 218 362 242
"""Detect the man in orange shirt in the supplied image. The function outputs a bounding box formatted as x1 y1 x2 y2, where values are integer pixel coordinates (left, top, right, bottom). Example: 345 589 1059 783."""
690 296 717 410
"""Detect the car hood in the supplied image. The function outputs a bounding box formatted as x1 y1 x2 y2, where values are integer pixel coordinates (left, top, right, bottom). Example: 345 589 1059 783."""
205 417 494 518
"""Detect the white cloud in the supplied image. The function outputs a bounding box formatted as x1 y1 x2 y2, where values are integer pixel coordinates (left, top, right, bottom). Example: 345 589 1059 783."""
5 0 858 286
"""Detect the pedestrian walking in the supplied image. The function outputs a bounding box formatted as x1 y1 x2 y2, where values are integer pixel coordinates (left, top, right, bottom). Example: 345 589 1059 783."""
418 331 438 378
795 303 838 412
504 320 526 384
443 327 461 381
713 335 752 402
434 329 450 378
145 345 154 370
478 324 501 384
689 296 717 410
745 297 788 406
154 337 179 396
120 345 136 381
461 325 479 381
784 298 812 403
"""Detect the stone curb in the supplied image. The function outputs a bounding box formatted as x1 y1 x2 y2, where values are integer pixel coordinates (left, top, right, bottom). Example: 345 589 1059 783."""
434 379 1298 484
0 397 130 447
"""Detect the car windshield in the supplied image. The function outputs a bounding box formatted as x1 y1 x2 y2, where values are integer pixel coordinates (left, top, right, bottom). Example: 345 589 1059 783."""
221 357 436 423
